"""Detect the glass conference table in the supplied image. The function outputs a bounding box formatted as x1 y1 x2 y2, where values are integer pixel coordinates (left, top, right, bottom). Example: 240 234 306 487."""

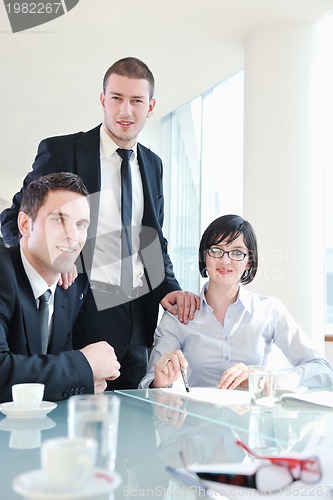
0 387 333 499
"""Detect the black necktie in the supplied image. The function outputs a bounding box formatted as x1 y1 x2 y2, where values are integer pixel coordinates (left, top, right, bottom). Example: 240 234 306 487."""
39 289 51 354
117 148 133 294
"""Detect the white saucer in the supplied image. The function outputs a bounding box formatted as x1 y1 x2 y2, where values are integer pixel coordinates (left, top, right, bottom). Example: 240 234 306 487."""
13 468 122 499
276 386 307 395
0 401 57 419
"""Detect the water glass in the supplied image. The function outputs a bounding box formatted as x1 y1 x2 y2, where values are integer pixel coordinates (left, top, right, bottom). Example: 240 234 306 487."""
67 394 120 471
248 365 276 406
248 406 277 455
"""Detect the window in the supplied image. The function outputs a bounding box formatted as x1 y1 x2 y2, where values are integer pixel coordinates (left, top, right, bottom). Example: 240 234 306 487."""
312 14 333 337
162 72 244 293
161 97 202 293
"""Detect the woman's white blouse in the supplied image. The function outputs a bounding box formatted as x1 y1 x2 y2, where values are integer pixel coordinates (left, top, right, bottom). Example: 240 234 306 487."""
139 283 333 389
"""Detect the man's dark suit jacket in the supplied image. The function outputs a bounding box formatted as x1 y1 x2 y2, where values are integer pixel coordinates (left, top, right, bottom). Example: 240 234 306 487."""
0 125 181 348
0 245 94 403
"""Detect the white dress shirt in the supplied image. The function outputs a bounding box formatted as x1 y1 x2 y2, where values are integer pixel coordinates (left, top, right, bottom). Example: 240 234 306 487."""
139 282 333 389
90 125 144 287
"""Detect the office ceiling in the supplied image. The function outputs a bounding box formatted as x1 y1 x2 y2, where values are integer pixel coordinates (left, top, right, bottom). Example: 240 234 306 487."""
0 0 333 200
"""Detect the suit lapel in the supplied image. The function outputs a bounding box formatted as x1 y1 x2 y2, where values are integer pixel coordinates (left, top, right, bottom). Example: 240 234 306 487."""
21 290 41 354
76 124 101 237
10 247 42 354
49 288 72 353
76 125 101 194
137 144 158 225
75 125 101 274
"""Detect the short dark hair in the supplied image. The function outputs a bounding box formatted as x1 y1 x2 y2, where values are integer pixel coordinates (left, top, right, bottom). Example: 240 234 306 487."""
103 57 155 99
198 214 258 285
20 172 89 222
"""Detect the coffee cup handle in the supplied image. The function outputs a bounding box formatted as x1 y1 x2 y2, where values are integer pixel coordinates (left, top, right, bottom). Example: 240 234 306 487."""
73 457 94 489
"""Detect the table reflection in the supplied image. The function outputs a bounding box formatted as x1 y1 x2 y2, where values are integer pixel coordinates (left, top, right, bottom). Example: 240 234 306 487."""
0 416 55 449
134 390 328 466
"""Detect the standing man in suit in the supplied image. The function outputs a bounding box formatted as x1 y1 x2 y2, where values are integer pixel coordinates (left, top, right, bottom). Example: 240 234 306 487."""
0 57 200 390
0 172 120 403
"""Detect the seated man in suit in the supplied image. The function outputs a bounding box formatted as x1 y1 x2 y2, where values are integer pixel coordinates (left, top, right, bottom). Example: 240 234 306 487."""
0 172 120 403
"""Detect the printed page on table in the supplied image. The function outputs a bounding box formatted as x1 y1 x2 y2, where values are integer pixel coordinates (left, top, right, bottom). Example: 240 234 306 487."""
280 391 333 409
160 387 251 406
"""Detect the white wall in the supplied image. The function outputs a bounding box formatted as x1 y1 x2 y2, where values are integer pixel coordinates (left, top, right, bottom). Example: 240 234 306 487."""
141 20 333 365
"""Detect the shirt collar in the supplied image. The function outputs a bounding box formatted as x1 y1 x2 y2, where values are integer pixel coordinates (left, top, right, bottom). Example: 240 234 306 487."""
20 247 58 300
201 281 209 307
235 285 252 312
200 281 252 312
100 124 138 159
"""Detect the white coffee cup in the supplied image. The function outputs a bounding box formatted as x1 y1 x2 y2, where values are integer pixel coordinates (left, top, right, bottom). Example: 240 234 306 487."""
275 370 301 389
41 437 97 492
12 383 45 409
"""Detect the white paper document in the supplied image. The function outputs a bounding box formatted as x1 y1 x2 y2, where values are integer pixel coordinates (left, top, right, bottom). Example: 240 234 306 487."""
280 390 333 409
160 387 251 406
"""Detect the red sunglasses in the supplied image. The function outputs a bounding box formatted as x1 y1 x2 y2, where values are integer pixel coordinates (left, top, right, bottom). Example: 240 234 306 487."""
236 440 321 482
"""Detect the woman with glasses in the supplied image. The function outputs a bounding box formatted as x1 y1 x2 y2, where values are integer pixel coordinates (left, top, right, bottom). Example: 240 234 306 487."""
139 214 333 390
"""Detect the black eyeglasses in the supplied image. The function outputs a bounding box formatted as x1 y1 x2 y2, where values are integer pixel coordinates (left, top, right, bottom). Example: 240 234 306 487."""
206 247 247 261
195 463 309 494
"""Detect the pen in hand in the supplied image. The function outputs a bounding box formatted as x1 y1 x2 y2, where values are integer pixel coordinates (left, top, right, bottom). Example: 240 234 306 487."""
180 366 190 393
